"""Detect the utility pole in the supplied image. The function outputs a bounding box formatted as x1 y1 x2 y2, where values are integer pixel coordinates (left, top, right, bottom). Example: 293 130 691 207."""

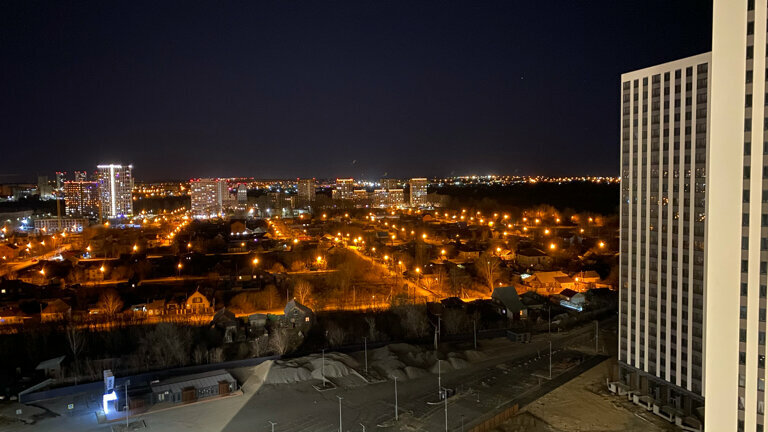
124 379 130 429
393 376 399 421
549 340 552 380
268 421 276 432
437 359 442 399
363 337 368 373
442 387 448 432
595 320 599 353
337 396 343 432
360 423 366 432
473 319 477 350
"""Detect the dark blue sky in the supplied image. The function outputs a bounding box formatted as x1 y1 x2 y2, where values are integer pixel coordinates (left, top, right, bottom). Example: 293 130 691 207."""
0 1 712 181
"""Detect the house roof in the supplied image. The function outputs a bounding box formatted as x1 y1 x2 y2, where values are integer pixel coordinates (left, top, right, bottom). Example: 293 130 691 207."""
284 299 313 316
529 271 569 285
42 299 70 314
36 355 66 370
517 248 547 257
582 270 601 279
492 286 526 314
147 299 166 310
559 288 578 298
150 369 235 395
553 276 574 284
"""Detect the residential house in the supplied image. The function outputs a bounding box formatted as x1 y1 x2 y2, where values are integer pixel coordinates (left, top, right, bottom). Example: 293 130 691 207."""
41 299 71 322
147 299 166 316
491 286 527 320
522 271 571 295
558 288 587 311
284 300 314 329
516 248 552 268
35 356 66 380
186 291 212 314
0 306 28 325
212 308 239 343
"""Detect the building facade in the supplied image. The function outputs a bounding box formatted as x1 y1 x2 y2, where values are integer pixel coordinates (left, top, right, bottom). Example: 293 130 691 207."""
409 178 428 207
190 178 227 218
333 178 354 201
297 178 316 205
373 188 405 207
97 164 133 218
706 0 768 430
64 181 99 217
619 53 710 415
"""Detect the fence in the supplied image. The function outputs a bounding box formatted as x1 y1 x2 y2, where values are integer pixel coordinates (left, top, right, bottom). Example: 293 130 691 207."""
468 404 519 432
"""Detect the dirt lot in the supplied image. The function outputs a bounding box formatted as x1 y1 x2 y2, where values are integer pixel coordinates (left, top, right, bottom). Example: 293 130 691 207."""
493 359 677 432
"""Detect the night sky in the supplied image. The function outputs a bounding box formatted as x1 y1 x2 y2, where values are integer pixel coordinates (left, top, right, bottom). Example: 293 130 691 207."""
0 1 712 181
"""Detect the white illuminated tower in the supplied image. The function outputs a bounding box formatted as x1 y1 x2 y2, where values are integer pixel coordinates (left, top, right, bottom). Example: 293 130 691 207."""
706 0 768 430
97 164 133 219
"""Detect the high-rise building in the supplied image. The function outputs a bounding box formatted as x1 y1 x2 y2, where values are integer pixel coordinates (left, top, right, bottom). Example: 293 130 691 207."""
618 53 710 418
297 179 316 205
64 181 99 217
373 188 405 207
74 171 87 182
55 172 67 192
97 164 133 218
380 178 400 190
705 1 768 430
409 178 428 207
190 178 227 218
237 184 248 204
37 176 52 199
334 178 354 200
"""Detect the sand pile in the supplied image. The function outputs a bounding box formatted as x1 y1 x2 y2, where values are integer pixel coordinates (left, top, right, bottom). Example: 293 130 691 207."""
264 360 313 384
370 346 408 380
464 350 487 362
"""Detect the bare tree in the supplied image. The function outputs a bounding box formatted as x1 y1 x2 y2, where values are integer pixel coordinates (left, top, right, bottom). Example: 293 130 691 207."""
66 326 85 384
364 316 378 341
443 309 469 335
293 279 313 305
98 288 124 317
326 322 345 347
396 306 430 338
475 252 500 294
269 328 290 355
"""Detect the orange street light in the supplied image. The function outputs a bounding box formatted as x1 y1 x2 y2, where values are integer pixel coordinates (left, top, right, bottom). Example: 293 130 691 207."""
549 243 556 250
599 241 606 248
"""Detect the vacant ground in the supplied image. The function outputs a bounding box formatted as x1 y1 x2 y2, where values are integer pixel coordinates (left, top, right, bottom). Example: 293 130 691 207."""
492 358 676 432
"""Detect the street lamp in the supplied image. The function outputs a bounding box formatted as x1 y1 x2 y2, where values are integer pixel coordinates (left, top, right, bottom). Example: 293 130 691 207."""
177 262 182 278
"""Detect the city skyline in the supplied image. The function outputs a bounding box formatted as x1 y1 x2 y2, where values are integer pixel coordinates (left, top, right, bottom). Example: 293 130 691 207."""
0 1 711 180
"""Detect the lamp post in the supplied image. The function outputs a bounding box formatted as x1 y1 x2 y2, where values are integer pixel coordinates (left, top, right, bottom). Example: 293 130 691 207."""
252 257 259 278
322 349 327 387
442 387 448 432
363 337 368 373
268 421 276 432
337 396 343 432
393 376 399 421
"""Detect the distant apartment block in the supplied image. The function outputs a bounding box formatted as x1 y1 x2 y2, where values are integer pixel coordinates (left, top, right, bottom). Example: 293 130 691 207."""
333 178 354 200
373 188 405 207
297 178 316 204
190 178 227 218
34 218 88 233
64 181 99 217
380 178 401 189
97 164 133 218
409 178 428 207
